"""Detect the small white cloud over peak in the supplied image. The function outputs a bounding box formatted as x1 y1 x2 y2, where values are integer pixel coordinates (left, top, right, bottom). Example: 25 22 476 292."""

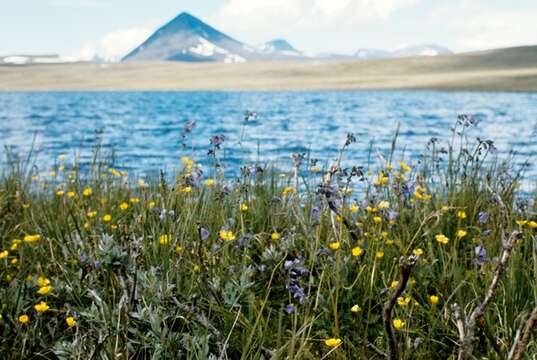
76 27 152 62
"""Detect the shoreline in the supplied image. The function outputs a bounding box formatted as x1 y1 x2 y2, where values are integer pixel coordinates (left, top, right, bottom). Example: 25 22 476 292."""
0 46 536 92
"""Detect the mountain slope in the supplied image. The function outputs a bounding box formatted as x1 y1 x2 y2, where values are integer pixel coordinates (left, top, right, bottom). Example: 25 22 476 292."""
256 39 302 57
123 12 253 63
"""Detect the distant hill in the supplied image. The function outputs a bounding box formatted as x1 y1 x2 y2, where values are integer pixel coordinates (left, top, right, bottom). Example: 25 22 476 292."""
256 39 303 58
355 44 452 60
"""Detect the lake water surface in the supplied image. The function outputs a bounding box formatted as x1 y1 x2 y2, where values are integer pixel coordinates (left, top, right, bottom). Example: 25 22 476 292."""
0 91 536 179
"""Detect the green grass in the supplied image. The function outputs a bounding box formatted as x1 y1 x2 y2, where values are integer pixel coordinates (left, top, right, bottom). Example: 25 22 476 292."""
0 120 536 359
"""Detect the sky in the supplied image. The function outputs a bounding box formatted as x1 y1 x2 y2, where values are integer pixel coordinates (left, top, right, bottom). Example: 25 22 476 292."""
1 0 536 60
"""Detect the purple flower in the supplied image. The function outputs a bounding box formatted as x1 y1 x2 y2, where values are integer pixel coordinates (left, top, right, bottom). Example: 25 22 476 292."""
184 119 196 133
285 304 295 314
210 135 226 147
478 212 489 224
199 227 210 241
475 245 487 267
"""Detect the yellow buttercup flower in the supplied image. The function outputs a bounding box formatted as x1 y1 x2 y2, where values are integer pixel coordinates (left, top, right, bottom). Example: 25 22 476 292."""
66 316 77 328
435 234 449 245
529 221 537 229
328 242 341 250
324 338 342 347
412 248 423 256
82 187 92 197
373 173 389 186
129 197 140 204
23 234 41 243
240 203 249 212
67 191 76 198
119 202 129 210
148 201 156 209
373 216 382 224
37 285 52 296
397 296 411 306
350 204 359 213
429 295 440 305
399 161 411 172
159 234 171 245
351 304 362 313
282 186 295 196
34 301 50 313
457 210 467 219
56 190 65 197
87 211 97 218
102 214 112 222
19 314 29 325
390 280 399 289
205 178 215 186
271 232 281 241
375 251 384 259
351 246 363 257
0 250 8 259
37 276 50 287
456 229 467 238
175 245 184 254
516 220 528 226
219 230 236 241
180 186 192 193
393 318 405 330
378 201 390 209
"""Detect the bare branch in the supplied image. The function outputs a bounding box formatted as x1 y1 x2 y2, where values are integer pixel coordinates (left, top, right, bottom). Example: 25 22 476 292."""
508 305 537 360
383 255 419 360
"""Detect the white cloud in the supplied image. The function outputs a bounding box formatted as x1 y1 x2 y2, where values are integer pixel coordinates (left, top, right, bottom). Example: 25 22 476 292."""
211 0 420 32
456 10 537 51
77 28 152 61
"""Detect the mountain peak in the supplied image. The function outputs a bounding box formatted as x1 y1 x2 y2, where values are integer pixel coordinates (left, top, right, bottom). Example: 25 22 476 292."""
256 39 302 57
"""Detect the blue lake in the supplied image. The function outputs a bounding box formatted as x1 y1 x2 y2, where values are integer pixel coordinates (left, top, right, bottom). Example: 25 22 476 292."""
0 91 536 180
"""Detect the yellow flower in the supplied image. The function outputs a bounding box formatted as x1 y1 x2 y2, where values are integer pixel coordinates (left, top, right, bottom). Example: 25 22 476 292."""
373 216 382 224
435 234 449 245
240 203 249 212
375 251 384 259
102 214 112 222
66 316 77 328
82 187 92 197
457 210 467 219
119 202 129 210
193 264 201 272
34 301 50 313
175 245 184 254
310 166 321 173
399 161 411 172
529 221 537 229
108 168 121 177
393 319 405 330
37 285 52 296
87 211 97 218
351 246 363 257
456 229 467 238
0 250 8 259
328 242 341 250
429 295 440 305
282 187 295 196
351 304 362 313
373 173 389 186
397 296 411 306
516 220 528 226
385 239 394 246
412 248 423 256
110 224 117 230
180 186 192 193
67 191 76 198
148 201 156 209
10 258 17 265
23 234 41 243
205 178 215 186
219 230 236 241
378 201 390 209
350 204 359 213
181 156 194 168
49 171 57 177
37 276 50 287
129 197 140 204
271 232 281 241
56 190 65 197
19 314 29 325
390 280 399 289
159 234 171 245
324 338 342 347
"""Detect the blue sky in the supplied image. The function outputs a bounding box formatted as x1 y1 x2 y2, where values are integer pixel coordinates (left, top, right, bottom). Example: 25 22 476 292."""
1 0 536 60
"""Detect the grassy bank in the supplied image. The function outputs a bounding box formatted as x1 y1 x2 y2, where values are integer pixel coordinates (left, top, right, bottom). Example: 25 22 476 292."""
0 117 536 359
2 46 537 91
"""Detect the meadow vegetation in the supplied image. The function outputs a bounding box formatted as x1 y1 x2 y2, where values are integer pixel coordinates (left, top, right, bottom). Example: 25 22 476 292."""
0 115 536 359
